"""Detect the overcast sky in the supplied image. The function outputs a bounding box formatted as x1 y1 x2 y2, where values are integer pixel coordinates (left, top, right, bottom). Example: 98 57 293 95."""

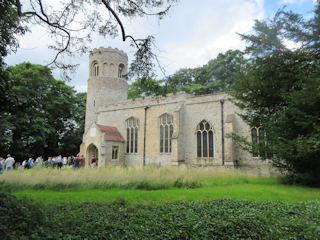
5 0 317 92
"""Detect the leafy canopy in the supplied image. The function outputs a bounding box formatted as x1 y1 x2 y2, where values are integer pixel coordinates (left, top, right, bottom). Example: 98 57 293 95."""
0 63 86 160
230 3 320 186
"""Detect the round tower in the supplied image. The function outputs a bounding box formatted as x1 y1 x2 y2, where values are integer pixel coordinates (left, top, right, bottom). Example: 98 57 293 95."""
85 47 128 132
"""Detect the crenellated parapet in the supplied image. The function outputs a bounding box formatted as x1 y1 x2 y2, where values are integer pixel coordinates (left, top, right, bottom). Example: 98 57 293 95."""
89 46 128 79
85 46 129 132
90 47 128 59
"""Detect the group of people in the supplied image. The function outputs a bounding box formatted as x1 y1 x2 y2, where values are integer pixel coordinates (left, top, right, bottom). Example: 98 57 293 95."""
0 154 98 174
0 154 15 174
22 156 44 169
45 155 85 169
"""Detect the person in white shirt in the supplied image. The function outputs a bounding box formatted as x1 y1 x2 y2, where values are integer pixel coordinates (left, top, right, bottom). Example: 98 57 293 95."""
22 159 27 168
5 154 15 172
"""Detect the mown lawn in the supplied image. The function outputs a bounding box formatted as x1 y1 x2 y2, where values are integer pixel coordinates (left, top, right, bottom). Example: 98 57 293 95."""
12 183 320 203
1 167 320 202
1 168 320 239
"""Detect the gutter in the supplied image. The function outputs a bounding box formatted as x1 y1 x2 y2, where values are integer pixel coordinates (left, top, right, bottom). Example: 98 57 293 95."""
220 98 225 165
143 105 149 166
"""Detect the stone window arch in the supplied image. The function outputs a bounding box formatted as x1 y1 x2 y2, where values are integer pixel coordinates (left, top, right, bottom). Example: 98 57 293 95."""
159 113 173 153
251 127 265 157
118 63 125 78
92 61 99 76
110 63 115 77
103 62 108 76
196 120 214 159
126 117 139 153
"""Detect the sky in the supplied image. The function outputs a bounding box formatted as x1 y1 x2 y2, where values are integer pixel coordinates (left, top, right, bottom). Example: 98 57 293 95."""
5 0 317 92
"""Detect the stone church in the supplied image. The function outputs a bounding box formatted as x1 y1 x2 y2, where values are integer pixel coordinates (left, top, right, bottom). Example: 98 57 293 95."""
80 47 264 169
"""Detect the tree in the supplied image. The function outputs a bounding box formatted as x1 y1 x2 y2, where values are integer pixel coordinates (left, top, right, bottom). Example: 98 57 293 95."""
128 78 170 99
230 3 320 186
166 68 195 89
0 63 86 161
0 0 26 64
194 50 245 93
163 50 244 95
0 0 178 77
58 92 86 157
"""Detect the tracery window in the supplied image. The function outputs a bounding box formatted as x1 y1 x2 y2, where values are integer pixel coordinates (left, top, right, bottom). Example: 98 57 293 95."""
196 120 214 159
92 62 99 76
126 117 139 154
160 113 173 153
251 127 265 157
112 146 119 160
118 64 125 78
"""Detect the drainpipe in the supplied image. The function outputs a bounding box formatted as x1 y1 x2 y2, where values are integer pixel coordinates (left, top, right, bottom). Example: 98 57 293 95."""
220 98 225 165
143 105 149 166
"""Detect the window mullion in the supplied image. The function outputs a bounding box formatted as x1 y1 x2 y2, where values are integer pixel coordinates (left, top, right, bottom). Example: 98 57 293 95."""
206 131 210 158
200 131 203 158
133 127 135 153
163 124 166 153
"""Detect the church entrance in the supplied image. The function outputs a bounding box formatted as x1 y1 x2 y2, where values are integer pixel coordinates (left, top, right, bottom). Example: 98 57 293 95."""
87 144 98 167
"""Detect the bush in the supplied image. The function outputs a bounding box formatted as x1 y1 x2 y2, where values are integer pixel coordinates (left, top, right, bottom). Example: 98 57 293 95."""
0 192 48 240
1 192 319 239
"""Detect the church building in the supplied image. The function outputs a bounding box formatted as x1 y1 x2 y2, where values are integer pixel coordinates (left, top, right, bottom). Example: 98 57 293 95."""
80 47 264 169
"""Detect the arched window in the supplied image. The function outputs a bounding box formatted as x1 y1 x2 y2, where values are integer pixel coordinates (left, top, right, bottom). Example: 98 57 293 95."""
196 120 214 159
126 117 139 153
92 62 99 76
118 64 125 78
103 63 108 75
251 127 265 157
160 113 173 153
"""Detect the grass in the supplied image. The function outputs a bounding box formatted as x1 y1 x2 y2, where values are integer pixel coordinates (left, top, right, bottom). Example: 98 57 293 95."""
12 183 320 203
1 166 320 203
2 167 320 239
0 166 261 189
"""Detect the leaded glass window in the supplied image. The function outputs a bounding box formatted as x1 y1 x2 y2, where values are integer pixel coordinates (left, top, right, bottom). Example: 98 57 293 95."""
126 117 139 154
196 120 214 159
160 113 173 153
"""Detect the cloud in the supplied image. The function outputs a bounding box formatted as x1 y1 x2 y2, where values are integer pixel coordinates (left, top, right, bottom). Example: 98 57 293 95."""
278 0 314 5
5 0 265 90
154 0 264 74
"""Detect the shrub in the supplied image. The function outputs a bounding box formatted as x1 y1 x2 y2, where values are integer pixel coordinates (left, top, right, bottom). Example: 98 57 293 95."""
1 192 319 239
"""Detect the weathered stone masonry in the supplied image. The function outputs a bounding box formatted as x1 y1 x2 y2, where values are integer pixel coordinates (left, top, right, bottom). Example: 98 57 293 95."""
80 47 265 169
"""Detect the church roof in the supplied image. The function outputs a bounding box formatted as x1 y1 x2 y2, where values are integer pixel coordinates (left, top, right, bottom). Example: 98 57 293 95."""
96 124 125 143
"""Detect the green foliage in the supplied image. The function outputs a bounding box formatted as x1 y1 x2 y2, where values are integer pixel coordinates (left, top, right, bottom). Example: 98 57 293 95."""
166 68 195 88
0 0 26 63
0 192 48 239
0 63 86 160
1 192 320 239
130 49 245 98
192 50 245 94
128 78 171 99
230 3 320 186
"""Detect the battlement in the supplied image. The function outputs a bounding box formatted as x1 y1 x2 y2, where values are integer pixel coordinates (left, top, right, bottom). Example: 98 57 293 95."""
90 46 128 59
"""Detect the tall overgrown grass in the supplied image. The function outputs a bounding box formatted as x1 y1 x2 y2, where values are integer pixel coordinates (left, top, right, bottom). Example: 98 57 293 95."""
0 166 279 191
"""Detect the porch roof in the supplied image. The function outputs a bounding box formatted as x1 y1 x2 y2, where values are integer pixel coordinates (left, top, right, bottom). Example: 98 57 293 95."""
96 124 125 143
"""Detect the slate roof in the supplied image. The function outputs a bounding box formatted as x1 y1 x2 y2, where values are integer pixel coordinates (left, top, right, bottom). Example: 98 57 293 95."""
96 124 125 143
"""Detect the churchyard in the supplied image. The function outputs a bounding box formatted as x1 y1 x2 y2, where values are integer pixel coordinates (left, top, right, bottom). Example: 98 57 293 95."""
1 167 320 239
